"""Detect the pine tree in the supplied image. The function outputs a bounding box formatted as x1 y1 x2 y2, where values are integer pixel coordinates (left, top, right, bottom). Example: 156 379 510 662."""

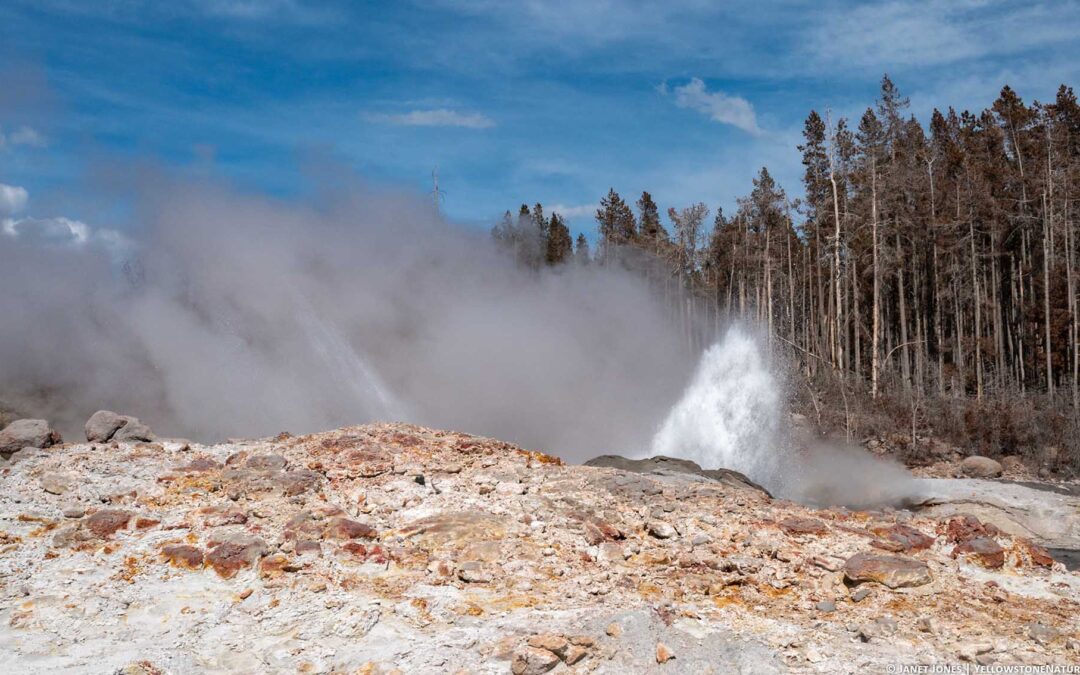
636 191 667 250
545 213 573 265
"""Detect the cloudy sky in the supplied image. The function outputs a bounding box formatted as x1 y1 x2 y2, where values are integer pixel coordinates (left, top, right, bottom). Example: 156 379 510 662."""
2 0 1079 237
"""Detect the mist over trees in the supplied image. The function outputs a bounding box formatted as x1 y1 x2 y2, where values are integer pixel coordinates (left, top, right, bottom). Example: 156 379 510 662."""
494 76 1080 461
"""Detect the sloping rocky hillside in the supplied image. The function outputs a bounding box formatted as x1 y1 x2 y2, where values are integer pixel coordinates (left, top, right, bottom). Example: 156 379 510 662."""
0 422 1078 673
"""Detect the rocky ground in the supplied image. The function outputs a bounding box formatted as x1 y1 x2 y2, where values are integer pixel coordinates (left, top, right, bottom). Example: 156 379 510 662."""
1 419 1079 673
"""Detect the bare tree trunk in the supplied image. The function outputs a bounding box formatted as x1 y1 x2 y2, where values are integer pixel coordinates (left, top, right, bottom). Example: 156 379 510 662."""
897 230 911 392
1043 191 1054 397
970 215 984 401
871 160 881 399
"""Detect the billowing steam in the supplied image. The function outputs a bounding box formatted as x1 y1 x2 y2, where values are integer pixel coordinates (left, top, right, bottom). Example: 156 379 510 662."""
0 176 695 461
0 174 919 506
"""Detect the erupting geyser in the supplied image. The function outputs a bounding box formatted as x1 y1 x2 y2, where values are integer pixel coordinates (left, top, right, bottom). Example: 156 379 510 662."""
651 328 921 507
650 329 783 488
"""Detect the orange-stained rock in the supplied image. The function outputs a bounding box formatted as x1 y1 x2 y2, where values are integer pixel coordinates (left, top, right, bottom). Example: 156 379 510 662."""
85 510 133 538
205 536 268 578
323 517 377 540
161 544 204 570
952 536 1005 569
844 552 932 589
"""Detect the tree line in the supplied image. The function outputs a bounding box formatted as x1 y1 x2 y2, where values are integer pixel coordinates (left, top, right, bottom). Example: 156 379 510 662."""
493 76 1080 411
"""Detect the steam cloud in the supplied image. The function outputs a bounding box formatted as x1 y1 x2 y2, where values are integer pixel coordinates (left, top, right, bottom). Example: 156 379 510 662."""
0 176 695 461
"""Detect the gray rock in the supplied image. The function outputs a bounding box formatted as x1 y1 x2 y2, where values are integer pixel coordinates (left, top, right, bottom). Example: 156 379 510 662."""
815 600 837 613
584 454 771 497
112 417 155 443
961 455 1003 478
850 588 871 603
85 410 130 442
1027 622 1060 646
857 616 898 642
647 520 677 539
40 472 75 495
0 419 61 458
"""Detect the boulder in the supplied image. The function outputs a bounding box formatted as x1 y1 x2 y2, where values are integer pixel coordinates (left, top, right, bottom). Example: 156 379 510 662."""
844 552 932 589
85 410 130 442
961 456 1003 478
0 418 61 458
112 417 155 443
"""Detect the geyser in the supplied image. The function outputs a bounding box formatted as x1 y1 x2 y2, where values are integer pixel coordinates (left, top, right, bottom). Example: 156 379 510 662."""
651 328 923 507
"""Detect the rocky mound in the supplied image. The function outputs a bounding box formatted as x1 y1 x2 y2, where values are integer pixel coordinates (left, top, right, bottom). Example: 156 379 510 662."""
0 423 1078 673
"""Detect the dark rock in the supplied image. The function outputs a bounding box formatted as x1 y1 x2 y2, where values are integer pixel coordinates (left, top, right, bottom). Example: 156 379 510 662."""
583 454 771 497
84 411 129 443
0 419 61 458
844 552 932 589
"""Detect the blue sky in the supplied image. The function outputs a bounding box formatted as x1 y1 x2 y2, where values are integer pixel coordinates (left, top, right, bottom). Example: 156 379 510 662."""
2 0 1079 239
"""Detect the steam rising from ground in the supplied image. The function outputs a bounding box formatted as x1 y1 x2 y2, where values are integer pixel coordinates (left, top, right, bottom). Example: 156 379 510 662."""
0 177 694 461
652 329 921 507
1 174 919 506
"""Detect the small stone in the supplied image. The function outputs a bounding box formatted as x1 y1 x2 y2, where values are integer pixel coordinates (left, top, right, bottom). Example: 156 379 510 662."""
568 635 596 647
850 588 871 603
511 646 560 675
1027 622 1060 646
205 535 268 578
857 616 898 642
40 472 75 495
527 634 569 659
323 517 377 540
161 545 204 570
84 509 133 538
457 562 492 583
62 507 85 519
655 642 675 664
957 643 994 661
815 600 837 613
647 521 677 539
239 588 253 600
605 622 622 637
564 645 588 665
779 517 828 536
951 536 1005 569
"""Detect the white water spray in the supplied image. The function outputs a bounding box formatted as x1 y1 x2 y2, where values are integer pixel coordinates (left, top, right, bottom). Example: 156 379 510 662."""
651 328 922 506
650 329 783 487
295 299 409 422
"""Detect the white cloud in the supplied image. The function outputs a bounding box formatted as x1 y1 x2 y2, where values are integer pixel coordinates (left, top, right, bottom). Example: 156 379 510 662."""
0 183 29 216
365 108 496 129
548 203 599 220
0 126 48 150
807 1 1080 71
8 126 48 148
670 78 761 135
